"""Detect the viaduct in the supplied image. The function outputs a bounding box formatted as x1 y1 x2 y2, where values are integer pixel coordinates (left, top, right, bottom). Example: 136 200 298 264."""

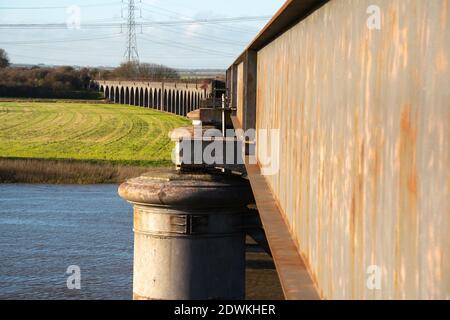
92 80 215 116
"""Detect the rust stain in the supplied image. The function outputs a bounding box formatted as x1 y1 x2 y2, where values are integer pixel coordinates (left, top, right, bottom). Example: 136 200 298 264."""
349 109 366 299
442 0 449 31
389 6 398 33
435 49 449 73
350 195 356 249
370 128 384 264
396 105 419 298
400 106 418 197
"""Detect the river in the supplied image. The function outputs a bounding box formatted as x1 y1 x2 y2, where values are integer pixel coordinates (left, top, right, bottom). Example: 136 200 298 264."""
0 184 133 300
0 184 283 300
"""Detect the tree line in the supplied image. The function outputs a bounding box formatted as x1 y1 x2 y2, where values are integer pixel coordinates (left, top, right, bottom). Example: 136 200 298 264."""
0 65 99 99
97 61 180 81
0 49 180 99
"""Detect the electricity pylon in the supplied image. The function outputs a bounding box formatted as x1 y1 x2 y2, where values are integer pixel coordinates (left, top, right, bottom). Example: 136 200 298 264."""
124 0 139 63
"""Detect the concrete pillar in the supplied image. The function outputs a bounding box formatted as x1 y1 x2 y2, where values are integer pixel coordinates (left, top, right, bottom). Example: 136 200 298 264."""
118 169 254 300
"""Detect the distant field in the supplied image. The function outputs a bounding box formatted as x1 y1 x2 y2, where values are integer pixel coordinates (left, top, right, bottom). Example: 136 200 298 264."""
0 102 190 167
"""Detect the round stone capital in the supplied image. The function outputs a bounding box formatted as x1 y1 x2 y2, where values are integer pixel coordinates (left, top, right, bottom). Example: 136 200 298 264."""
118 169 254 209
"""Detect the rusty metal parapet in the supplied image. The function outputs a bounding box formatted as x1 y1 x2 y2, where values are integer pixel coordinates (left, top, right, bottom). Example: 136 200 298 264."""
227 0 450 300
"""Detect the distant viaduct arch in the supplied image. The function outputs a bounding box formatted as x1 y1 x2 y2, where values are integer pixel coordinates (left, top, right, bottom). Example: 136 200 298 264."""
94 80 213 116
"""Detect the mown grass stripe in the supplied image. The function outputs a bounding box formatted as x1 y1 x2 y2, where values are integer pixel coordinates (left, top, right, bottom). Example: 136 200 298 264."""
0 102 190 166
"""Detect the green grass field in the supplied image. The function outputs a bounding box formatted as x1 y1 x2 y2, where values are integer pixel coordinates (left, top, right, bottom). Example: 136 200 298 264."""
0 102 190 166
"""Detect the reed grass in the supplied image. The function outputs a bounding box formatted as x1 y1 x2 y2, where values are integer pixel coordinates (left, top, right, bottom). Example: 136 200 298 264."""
0 158 152 184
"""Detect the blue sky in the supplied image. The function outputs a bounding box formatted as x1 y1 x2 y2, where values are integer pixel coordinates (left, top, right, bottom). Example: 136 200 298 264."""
0 0 285 69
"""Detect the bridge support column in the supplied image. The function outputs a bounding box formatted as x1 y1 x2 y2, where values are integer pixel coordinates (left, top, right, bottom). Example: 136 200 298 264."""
118 169 253 300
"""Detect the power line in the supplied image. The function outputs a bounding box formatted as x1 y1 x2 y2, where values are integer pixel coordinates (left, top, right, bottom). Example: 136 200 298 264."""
6 42 231 60
6 52 101 65
139 34 234 57
141 21 248 47
0 2 122 10
0 2 270 68
5 40 233 60
0 16 271 29
3 39 229 58
140 1 263 35
9 50 227 69
0 34 122 45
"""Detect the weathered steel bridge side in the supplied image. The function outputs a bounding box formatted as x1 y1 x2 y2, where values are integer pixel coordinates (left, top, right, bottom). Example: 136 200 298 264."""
228 0 449 300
